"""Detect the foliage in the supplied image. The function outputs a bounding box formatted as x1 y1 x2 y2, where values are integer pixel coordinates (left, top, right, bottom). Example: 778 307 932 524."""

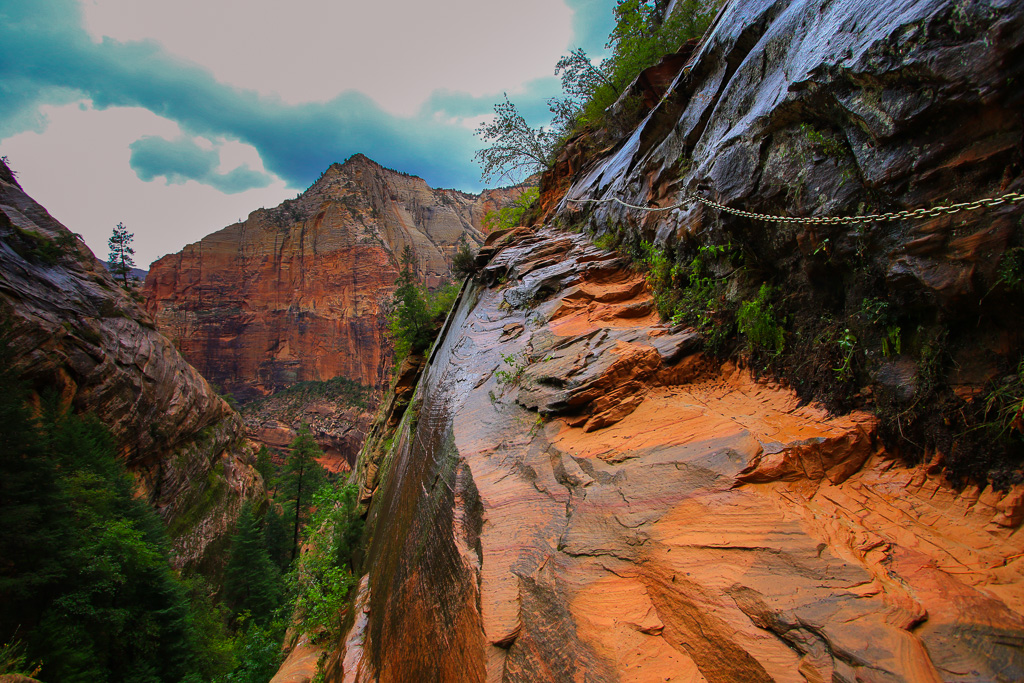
217 618 285 683
474 96 557 183
452 239 477 278
495 352 528 388
288 481 363 642
387 247 461 369
980 357 1024 442
833 329 858 382
0 322 227 682
482 188 540 233
997 246 1024 293
555 0 720 132
107 222 137 289
223 503 282 625
736 284 784 354
474 1 718 181
859 298 902 357
0 638 41 677
255 446 274 488
281 425 327 561
800 123 847 158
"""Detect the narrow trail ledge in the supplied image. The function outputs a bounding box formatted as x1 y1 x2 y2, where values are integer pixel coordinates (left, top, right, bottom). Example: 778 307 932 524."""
329 0 1024 679
334 229 1024 682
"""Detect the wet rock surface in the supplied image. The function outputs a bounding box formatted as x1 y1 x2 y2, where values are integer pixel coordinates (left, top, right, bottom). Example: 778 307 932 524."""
145 154 527 401
0 160 262 570
333 228 1024 681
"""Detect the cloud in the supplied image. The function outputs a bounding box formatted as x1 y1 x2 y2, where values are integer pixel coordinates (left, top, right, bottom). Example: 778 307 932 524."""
129 135 272 193
0 0 617 193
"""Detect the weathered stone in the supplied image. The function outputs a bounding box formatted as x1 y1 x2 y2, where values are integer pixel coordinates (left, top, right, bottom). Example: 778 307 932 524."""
329 226 1024 681
0 160 261 571
145 154 527 401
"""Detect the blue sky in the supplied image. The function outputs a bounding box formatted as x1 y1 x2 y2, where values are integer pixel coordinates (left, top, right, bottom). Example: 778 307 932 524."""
0 0 616 265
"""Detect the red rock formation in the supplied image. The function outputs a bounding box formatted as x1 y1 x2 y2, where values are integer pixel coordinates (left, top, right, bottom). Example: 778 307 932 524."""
144 154 527 401
333 227 1024 681
0 159 262 571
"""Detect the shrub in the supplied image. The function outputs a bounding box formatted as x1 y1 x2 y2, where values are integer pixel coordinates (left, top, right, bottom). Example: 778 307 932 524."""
452 240 477 278
482 187 539 233
736 284 784 354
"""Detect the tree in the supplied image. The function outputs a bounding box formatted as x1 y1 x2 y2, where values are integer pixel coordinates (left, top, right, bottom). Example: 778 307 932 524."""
280 425 326 561
223 503 281 624
388 247 433 364
107 222 136 289
474 95 556 183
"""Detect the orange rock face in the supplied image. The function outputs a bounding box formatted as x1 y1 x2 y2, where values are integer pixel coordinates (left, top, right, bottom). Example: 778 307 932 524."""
336 228 1024 681
144 154 526 400
0 160 262 571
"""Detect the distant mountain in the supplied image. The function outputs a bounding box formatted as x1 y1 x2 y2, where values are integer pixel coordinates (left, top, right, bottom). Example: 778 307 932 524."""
102 260 148 283
144 153 529 401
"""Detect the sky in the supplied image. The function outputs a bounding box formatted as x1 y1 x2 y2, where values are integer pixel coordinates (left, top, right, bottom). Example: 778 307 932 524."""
0 0 616 267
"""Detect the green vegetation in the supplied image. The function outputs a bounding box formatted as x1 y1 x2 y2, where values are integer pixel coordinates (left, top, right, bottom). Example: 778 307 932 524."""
281 425 328 561
388 247 461 369
107 221 137 289
5 225 79 266
287 481 363 642
496 351 528 387
736 284 784 354
224 503 283 624
475 1 721 181
800 123 847 158
833 329 858 382
997 246 1024 293
482 187 540 233
452 238 477 278
0 326 230 682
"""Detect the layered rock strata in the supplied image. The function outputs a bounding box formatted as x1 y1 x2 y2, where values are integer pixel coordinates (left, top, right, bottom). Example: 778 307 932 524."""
242 392 375 473
145 154 526 401
0 160 262 570
333 227 1024 681
552 0 1024 465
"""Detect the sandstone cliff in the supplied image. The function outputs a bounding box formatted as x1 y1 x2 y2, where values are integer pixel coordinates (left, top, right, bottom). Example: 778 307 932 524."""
0 159 262 571
144 154 527 401
327 0 1024 680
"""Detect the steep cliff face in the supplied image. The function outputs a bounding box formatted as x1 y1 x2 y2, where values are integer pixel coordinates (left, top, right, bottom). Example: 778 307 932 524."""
145 154 526 401
555 0 1024 479
0 160 262 571
330 0 1024 680
339 229 1024 682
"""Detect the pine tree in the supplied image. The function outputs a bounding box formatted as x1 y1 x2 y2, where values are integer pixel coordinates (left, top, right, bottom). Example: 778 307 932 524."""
107 222 136 289
280 425 326 560
223 503 281 625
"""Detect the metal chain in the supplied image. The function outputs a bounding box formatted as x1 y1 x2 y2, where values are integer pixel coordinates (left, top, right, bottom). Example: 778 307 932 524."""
567 190 1024 225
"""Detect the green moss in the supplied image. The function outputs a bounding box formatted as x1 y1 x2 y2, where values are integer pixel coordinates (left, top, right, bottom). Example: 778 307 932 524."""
800 123 847 159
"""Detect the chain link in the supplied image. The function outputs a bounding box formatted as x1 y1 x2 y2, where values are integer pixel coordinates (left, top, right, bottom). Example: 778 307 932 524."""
567 191 1024 225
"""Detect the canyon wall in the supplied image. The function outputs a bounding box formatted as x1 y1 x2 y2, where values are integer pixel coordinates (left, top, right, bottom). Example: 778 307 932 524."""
145 154 525 401
327 0 1024 680
0 159 262 571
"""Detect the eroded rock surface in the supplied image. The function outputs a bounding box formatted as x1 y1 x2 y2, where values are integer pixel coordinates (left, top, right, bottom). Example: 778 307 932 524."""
0 160 262 570
335 228 1024 682
145 154 527 400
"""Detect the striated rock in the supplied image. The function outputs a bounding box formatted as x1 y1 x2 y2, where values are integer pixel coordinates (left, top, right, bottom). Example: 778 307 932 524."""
0 159 262 571
334 227 1024 681
551 0 1024 478
241 381 376 473
145 154 528 400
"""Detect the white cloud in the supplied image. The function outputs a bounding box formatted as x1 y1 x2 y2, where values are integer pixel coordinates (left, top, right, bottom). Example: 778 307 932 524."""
1 101 291 268
77 0 576 116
